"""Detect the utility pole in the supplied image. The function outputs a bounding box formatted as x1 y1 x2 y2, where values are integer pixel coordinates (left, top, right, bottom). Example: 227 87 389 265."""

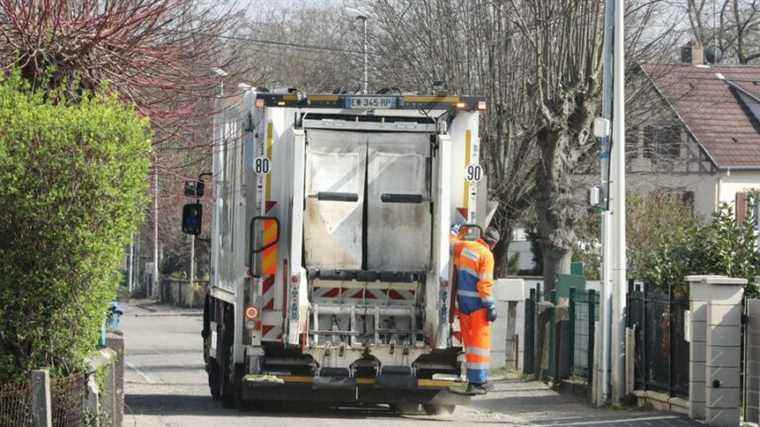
190 235 195 287
597 0 615 407
128 235 134 295
610 0 627 405
153 164 159 299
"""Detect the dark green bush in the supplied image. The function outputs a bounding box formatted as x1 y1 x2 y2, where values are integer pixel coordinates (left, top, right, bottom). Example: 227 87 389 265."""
0 73 151 381
639 203 760 297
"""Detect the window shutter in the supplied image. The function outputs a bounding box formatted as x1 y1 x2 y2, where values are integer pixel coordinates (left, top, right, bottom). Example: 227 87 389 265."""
736 192 748 223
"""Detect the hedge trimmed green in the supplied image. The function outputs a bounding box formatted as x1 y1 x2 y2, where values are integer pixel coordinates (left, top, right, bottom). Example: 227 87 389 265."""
0 73 151 381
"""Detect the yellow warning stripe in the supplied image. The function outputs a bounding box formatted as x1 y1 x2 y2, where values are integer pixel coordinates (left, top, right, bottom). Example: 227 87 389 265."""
402 95 460 103
248 375 458 389
265 122 273 201
463 129 472 217
261 122 277 277
309 95 339 101
417 379 459 389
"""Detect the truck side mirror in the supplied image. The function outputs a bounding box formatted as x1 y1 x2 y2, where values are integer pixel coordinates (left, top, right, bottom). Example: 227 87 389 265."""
184 180 205 197
182 203 203 235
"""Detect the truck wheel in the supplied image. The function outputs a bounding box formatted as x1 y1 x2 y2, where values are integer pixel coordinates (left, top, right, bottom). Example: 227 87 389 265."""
392 403 421 415
422 404 455 416
208 359 222 400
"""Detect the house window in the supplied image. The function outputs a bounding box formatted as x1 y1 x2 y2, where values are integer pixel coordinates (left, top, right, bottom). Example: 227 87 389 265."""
626 126 640 159
643 125 682 161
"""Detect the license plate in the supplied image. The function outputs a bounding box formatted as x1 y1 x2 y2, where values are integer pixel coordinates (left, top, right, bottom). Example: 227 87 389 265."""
346 96 397 109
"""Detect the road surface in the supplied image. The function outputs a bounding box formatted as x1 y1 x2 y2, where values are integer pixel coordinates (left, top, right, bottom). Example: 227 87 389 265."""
122 300 697 426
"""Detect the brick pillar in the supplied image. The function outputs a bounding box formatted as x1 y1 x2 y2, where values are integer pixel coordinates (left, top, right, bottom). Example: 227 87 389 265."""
687 275 746 426
493 279 526 372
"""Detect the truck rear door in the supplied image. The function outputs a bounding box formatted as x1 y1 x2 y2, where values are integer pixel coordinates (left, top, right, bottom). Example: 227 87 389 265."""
304 129 365 270
366 133 431 272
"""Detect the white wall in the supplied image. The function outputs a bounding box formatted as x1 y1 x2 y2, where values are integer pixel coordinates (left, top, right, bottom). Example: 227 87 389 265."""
717 170 760 207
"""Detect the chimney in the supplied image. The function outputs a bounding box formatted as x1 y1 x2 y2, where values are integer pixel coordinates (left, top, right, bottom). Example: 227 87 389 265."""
681 40 704 65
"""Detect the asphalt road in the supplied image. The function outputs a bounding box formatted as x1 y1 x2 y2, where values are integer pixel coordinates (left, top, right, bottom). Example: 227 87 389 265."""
121 300 699 426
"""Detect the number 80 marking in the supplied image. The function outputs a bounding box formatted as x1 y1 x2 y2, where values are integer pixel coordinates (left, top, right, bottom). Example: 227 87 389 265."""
254 157 271 175
466 164 482 182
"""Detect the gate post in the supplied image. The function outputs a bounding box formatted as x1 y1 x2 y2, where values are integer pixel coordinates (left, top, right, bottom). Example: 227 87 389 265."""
31 369 52 427
687 275 746 426
524 288 536 375
588 290 596 382
745 299 760 423
568 288 576 376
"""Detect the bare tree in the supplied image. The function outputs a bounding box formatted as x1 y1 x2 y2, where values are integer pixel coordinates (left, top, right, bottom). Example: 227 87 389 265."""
685 0 760 63
0 0 249 145
369 0 538 276
507 0 605 290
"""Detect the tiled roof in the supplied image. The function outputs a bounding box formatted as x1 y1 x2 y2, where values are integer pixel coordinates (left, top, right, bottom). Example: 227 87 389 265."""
641 63 760 169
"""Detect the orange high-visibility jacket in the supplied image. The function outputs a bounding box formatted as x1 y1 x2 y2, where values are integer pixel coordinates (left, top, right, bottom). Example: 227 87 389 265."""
452 239 495 314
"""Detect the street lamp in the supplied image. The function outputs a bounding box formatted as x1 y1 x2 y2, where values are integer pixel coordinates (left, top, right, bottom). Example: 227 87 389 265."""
211 67 228 97
346 8 368 95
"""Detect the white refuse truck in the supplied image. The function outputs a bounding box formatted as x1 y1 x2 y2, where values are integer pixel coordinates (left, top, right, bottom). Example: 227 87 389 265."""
181 90 489 414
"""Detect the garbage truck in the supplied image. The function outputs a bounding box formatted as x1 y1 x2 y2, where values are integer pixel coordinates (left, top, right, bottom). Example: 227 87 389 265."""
181 90 490 414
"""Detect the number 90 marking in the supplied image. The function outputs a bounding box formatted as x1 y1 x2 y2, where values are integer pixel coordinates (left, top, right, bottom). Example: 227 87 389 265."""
254 157 271 175
466 164 482 182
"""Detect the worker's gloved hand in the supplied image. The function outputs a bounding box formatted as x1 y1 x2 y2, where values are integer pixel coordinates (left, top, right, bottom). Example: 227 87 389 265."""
486 304 497 322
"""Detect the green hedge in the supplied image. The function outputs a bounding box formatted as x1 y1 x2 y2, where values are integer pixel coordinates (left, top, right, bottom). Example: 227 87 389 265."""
0 73 152 381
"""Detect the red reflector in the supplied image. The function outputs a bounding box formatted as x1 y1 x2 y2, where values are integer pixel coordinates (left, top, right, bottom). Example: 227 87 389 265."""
291 274 300 284
244 306 258 320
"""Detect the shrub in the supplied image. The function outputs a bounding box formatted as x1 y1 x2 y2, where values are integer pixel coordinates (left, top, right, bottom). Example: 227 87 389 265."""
639 203 760 296
0 72 151 381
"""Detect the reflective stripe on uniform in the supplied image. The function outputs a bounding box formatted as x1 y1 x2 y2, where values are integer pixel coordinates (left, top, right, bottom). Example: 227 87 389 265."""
467 346 490 357
458 290 480 298
481 296 494 304
467 362 489 370
462 248 480 262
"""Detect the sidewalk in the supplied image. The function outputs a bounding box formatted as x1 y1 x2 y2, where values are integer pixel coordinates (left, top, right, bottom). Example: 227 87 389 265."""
459 378 699 426
122 298 202 317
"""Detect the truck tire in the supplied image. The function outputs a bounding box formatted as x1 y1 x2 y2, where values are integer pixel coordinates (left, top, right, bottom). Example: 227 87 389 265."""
392 402 422 415
422 404 455 416
208 359 222 400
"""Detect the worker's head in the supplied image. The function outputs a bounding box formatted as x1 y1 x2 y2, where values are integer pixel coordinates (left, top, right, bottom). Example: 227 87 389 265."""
483 227 501 249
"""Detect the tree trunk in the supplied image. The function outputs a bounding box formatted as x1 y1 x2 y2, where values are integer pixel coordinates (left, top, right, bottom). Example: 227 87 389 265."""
492 225 514 278
542 244 573 292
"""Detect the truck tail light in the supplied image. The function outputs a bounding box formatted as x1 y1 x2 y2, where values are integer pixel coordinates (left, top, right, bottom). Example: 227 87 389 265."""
244 305 258 320
291 273 300 285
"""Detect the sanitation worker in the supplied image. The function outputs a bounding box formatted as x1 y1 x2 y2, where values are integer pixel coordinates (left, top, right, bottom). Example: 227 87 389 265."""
451 225 500 395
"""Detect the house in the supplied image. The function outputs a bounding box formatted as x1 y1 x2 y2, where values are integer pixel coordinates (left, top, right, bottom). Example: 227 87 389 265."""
631 51 760 219
507 47 760 273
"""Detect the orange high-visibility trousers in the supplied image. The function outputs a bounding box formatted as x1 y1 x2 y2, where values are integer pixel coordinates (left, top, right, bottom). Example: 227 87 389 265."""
459 308 491 384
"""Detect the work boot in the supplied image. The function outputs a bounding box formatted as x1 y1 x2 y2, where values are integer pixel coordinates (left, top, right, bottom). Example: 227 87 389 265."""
466 383 488 395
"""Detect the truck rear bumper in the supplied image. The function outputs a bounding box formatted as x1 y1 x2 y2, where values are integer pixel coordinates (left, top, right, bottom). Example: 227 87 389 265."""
241 375 470 406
